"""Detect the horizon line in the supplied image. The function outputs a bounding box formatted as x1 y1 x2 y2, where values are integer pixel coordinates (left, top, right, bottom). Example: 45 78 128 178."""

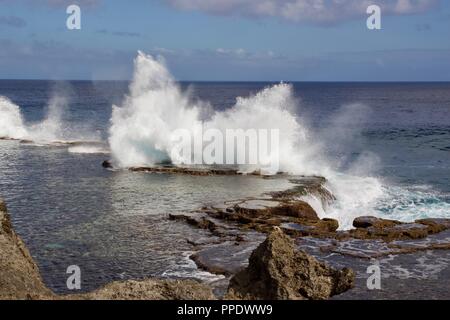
1 79 450 83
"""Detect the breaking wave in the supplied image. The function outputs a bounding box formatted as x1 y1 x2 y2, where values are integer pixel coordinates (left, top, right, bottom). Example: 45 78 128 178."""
108 52 450 229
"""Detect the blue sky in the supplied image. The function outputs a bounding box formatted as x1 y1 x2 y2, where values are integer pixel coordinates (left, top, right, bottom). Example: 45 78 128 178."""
0 0 449 81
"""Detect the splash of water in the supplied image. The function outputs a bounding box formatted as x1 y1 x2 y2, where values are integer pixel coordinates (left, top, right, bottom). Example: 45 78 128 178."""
109 52 203 167
0 96 29 139
27 95 68 142
0 93 99 144
109 51 325 175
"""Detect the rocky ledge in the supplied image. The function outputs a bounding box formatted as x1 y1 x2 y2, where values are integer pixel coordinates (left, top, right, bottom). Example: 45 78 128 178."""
170 177 450 243
0 198 355 300
102 161 286 176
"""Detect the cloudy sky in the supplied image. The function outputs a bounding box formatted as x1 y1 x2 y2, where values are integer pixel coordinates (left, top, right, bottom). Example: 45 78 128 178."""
0 0 449 81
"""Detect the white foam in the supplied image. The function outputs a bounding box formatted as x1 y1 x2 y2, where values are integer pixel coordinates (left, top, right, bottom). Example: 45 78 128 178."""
0 93 100 145
0 96 29 139
68 145 110 154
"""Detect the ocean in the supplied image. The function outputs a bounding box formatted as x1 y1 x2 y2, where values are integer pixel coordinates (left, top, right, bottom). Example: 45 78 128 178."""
1 75 449 294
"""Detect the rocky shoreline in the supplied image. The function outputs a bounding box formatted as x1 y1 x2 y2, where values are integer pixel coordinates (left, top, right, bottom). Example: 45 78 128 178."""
2 167 450 300
1 197 355 300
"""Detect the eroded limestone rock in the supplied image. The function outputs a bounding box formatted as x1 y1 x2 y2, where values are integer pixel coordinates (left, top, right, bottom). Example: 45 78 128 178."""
226 227 354 300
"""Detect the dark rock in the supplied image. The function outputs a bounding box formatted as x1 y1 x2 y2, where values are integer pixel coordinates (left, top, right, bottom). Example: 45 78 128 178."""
102 160 113 168
226 227 354 300
0 199 6 211
129 166 241 176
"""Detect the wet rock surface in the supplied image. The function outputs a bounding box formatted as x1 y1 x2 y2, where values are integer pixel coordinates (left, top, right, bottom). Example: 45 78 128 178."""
226 227 355 300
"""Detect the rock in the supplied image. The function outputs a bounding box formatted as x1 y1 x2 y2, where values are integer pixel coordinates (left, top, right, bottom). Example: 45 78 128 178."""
102 160 113 168
0 199 54 299
270 201 318 220
351 216 450 241
353 216 400 229
129 165 241 176
190 240 263 276
416 218 450 232
0 199 7 213
226 227 354 300
76 279 215 300
316 218 340 232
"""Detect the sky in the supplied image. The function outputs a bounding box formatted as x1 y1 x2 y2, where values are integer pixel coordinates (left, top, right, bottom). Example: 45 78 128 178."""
0 0 449 81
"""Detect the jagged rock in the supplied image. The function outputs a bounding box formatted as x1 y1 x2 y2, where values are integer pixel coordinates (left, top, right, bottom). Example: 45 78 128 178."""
226 227 354 300
74 279 215 300
0 199 54 300
0 199 7 213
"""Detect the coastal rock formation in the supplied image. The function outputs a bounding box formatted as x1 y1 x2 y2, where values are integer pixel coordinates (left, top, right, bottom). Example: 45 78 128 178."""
226 227 355 300
0 199 54 299
169 176 341 240
170 176 450 242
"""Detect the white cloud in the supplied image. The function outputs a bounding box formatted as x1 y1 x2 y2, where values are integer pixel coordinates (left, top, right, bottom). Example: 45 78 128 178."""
166 0 440 24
